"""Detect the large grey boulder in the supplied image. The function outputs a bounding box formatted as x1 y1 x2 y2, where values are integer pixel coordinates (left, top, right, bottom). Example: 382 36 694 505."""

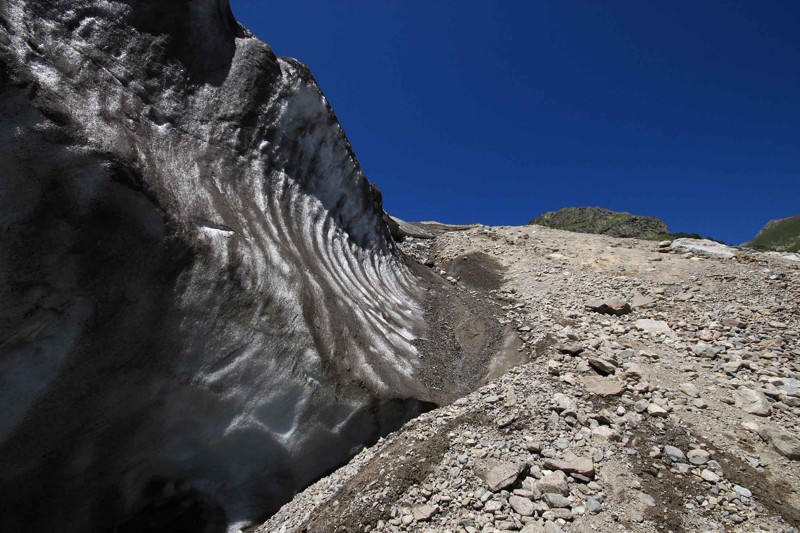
733 388 772 416
671 238 737 258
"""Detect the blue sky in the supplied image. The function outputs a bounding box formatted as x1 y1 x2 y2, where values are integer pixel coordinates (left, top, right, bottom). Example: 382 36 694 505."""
231 1 800 244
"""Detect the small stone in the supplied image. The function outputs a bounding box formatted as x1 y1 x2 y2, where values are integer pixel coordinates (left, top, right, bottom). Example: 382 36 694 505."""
496 413 518 428
552 393 577 415
484 499 503 512
663 445 686 462
544 523 565 533
520 523 546 533
691 342 715 358
638 492 656 507
701 469 721 483
721 317 746 329
592 426 618 442
543 493 571 508
553 437 570 450
741 422 760 433
509 495 535 516
633 399 650 413
679 383 701 398
647 403 669 418
733 388 772 416
586 497 602 513
525 441 544 454
687 449 710 465
658 240 671 248
631 293 656 308
412 504 437 522
692 398 708 409
732 485 752 498
623 363 644 381
722 360 743 374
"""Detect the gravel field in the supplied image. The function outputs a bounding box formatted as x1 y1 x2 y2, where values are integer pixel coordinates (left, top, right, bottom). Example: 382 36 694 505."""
260 224 800 533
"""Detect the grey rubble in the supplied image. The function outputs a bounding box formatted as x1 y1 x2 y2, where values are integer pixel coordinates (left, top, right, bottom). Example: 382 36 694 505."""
263 224 800 532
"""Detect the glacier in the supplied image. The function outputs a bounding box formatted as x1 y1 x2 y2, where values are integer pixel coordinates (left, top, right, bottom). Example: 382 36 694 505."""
0 1 520 531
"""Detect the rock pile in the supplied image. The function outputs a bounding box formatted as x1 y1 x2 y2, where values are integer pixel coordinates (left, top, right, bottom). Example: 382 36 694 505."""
260 224 800 532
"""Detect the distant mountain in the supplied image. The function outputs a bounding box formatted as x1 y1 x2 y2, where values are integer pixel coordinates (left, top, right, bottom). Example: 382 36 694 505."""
745 215 800 252
529 206 670 239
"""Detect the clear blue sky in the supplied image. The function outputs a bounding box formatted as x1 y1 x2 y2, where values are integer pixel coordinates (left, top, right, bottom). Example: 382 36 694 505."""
231 1 799 244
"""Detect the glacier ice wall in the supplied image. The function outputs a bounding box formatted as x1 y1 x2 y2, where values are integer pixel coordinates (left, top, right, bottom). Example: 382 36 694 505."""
0 1 440 531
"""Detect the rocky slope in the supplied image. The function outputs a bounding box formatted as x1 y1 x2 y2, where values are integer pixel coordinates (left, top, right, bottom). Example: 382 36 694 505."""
746 215 800 253
530 207 669 240
0 2 517 532
263 225 800 532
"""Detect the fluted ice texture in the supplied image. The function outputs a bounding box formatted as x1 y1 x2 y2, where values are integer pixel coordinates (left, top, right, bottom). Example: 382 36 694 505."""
0 1 432 531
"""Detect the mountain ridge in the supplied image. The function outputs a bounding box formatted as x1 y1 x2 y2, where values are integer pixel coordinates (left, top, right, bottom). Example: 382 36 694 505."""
745 215 800 253
529 206 670 240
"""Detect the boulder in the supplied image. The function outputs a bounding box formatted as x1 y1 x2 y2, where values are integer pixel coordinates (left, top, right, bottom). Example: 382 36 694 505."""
478 462 527 492
583 376 625 397
733 388 772 416
536 471 569 495
509 495 535 516
631 293 656 308
758 426 800 460
586 298 632 315
543 456 595 479
588 356 618 376
412 504 437 522
635 319 675 337
671 238 736 258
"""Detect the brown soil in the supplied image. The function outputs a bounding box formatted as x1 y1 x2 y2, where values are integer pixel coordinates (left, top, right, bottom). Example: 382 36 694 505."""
299 413 491 532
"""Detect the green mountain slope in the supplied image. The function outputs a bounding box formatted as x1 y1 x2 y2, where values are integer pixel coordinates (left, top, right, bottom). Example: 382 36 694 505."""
746 215 800 252
529 206 670 239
